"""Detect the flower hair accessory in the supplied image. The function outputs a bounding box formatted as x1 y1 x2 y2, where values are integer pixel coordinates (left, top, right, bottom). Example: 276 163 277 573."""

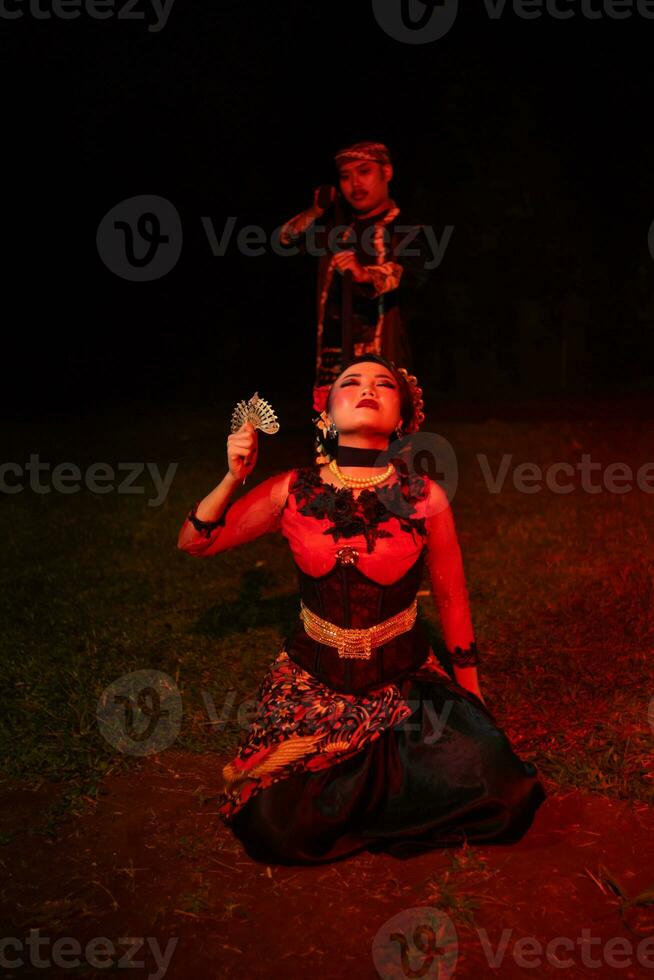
231 392 280 435
312 384 331 414
313 410 333 465
310 366 425 464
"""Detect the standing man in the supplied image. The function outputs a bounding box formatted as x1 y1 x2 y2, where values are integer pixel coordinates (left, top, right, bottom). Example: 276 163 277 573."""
280 141 429 411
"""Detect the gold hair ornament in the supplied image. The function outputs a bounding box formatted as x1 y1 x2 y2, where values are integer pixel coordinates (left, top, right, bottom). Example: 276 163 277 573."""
311 366 424 464
395 367 425 433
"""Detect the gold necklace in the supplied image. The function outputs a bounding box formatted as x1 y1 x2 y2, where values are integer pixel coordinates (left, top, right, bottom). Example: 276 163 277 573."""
329 458 395 489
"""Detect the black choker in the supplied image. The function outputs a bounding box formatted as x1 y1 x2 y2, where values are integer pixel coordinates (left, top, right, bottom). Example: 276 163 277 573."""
337 445 390 467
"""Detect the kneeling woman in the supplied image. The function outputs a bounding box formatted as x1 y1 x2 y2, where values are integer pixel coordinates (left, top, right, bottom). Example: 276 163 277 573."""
177 355 547 864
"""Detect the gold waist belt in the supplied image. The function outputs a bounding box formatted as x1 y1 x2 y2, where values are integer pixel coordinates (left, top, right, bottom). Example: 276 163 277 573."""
299 598 418 660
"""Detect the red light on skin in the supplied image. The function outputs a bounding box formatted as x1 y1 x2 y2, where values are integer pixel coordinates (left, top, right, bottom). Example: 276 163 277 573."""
337 160 393 217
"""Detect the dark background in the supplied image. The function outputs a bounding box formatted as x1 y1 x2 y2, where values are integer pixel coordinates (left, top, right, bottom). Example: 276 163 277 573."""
3 0 654 421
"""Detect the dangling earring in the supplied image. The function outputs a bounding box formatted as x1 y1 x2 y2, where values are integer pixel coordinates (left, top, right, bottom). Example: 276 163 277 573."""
328 419 338 439
393 423 404 441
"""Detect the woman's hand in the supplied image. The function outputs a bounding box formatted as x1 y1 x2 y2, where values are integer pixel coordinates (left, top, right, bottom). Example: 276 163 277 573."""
227 422 258 483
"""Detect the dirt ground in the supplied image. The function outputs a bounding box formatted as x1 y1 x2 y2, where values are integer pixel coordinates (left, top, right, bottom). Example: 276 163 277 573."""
2 752 654 980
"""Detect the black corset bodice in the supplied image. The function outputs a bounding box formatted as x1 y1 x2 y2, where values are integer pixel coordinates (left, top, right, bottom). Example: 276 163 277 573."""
299 548 425 627
285 549 430 695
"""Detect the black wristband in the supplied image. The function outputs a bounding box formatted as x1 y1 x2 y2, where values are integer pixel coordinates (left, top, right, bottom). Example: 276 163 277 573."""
187 500 228 539
448 642 480 667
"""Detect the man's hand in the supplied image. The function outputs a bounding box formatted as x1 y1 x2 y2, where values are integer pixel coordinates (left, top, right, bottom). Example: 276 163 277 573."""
332 250 371 283
312 185 336 217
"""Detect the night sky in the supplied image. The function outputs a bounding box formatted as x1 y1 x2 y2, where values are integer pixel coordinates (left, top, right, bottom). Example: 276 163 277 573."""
4 0 654 419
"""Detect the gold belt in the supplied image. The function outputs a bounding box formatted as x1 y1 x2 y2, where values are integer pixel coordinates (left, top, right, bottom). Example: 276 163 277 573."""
299 598 418 660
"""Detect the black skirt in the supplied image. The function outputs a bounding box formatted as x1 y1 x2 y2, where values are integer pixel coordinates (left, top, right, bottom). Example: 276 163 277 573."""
228 667 547 865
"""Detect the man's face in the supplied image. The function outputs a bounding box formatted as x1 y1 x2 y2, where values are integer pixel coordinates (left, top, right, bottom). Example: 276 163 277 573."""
337 160 392 213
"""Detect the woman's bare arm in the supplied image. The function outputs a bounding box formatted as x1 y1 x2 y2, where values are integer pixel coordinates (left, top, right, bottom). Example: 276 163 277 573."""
424 480 485 704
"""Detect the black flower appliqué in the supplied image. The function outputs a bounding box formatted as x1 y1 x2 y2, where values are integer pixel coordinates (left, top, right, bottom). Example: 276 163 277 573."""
291 464 428 553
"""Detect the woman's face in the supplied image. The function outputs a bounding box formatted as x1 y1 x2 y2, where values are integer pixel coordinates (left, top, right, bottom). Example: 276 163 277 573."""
328 362 402 439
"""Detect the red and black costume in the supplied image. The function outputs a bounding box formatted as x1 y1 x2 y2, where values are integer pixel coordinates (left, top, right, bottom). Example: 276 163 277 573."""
280 142 430 402
178 463 546 864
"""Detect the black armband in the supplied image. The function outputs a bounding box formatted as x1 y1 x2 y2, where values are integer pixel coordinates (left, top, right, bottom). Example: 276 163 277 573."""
448 642 480 667
187 501 229 539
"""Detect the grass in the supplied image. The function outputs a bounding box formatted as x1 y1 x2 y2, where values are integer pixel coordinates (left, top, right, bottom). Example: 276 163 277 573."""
2 402 653 831
414 844 506 931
